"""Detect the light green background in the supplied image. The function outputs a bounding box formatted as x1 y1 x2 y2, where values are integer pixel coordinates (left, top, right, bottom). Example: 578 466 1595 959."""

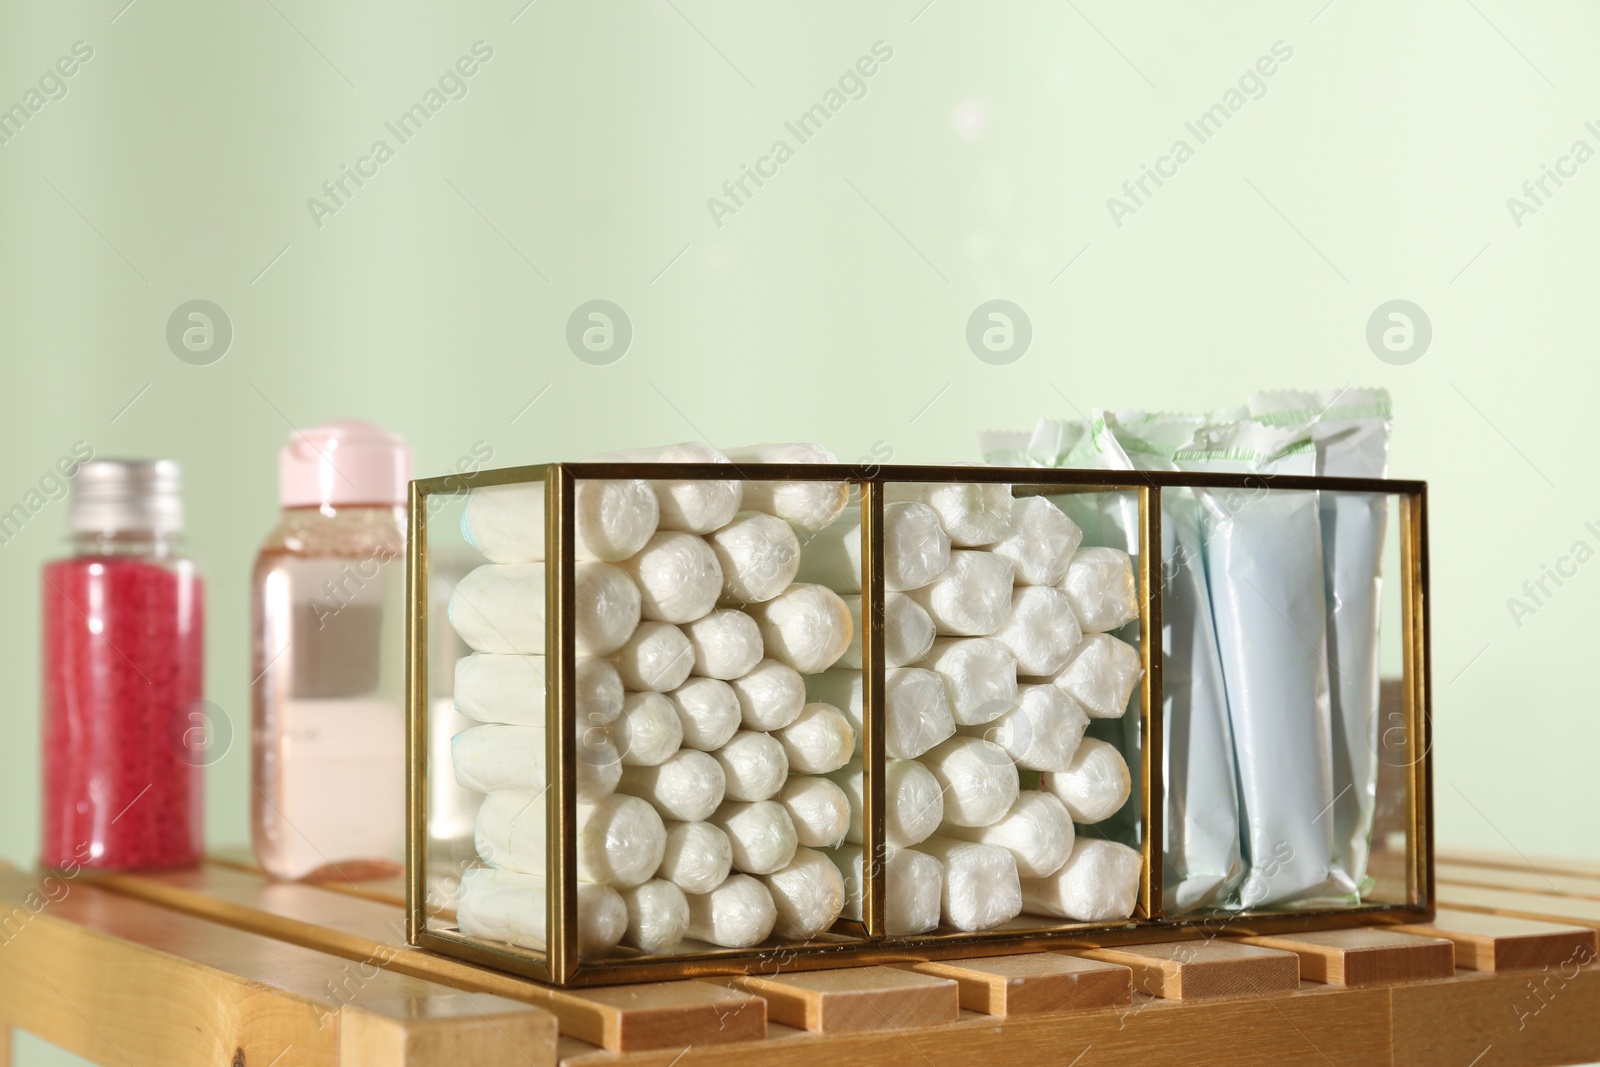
3 1 1595 1062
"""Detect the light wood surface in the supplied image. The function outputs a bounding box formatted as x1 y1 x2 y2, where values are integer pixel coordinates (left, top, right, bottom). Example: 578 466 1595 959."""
1078 940 1300 999
1395 909 1599 973
726 967 958 1034
1236 927 1455 986
907 953 1133 1016
1439 861 1600 902
1439 882 1600 929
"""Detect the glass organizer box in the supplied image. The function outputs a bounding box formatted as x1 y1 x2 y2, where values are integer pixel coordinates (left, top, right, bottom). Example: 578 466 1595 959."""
407 461 1432 987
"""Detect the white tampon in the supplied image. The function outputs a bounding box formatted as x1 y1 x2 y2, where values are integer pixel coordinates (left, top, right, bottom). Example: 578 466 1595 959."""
712 729 789 802
891 480 1015 548
744 583 853 674
829 756 944 848
452 724 619 802
457 867 628 958
806 668 955 761
682 608 763 680
792 502 950 594
476 793 666 888
922 736 1019 827
918 837 1023 931
728 659 806 730
827 843 942 936
761 847 846 939
619 879 691 953
686 873 776 948
455 654 625 728
448 561 640 657
588 442 742 534
941 791 1075 878
721 443 850 532
987 496 1082 586
461 478 659 564
657 820 734 894
1050 633 1142 719
920 638 1019 726
709 800 799 875
994 586 1081 678
609 621 695 693
620 531 724 624
773 702 855 774
618 748 725 822
962 683 1088 772
1019 838 1142 922
838 593 935 670
667 677 742 751
903 551 1015 637
1061 547 1140 633
705 511 802 606
777 775 852 848
1040 737 1131 824
612 692 684 767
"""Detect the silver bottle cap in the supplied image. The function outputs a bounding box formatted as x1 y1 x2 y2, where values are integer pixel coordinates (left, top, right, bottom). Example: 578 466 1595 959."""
68 459 184 534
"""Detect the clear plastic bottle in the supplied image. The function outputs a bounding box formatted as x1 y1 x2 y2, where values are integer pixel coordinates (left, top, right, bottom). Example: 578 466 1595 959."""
251 420 411 881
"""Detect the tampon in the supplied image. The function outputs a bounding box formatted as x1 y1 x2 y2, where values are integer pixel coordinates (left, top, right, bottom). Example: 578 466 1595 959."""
455 653 625 727
721 443 850 531
962 683 1088 772
773 702 855 774
903 550 1015 636
709 800 799 875
940 791 1075 878
829 756 944 848
993 586 1081 677
620 531 724 624
745 583 853 674
1061 547 1139 634
838 593 935 670
920 638 1018 726
657 820 734 894
1050 633 1142 719
777 775 852 848
618 748 725 822
986 496 1082 586
588 442 742 534
609 621 694 693
728 659 807 730
922 736 1020 827
667 676 742 751
827 843 942 935
918 837 1023 931
686 873 776 948
682 608 764 680
806 667 955 761
892 480 1014 548
761 847 846 939
712 730 789 802
475 793 666 888
1040 738 1131 823
461 478 658 563
612 692 684 767
452 723 618 802
705 511 801 605
1019 838 1141 922
793 502 952 594
448 561 640 657
619 879 690 953
456 867 627 957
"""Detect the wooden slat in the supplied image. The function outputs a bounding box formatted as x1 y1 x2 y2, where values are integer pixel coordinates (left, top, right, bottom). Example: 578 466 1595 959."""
907 953 1132 1016
1394 909 1600 973
1390 965 1600 1067
84 864 764 1053
1439 860 1600 902
1236 928 1454 986
1440 848 1600 881
1077 941 1299 999
726 967 957 1034
1439 882 1600 929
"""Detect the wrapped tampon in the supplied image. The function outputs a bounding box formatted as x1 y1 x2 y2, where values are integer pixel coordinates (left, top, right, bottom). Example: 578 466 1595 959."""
609 621 694 693
1050 633 1142 719
476 793 666 888
777 775 852 848
941 791 1075 878
794 502 950 594
993 586 1081 677
448 561 639 656
1061 547 1139 634
761 846 846 939
828 843 943 935
987 496 1082 586
839 593 935 670
657 820 734 894
705 511 802 605
920 638 1018 726
667 677 742 751
891 480 1015 547
806 668 955 761
722 443 850 531
709 800 799 875
918 837 1023 931
452 723 619 802
922 736 1020 827
620 531 724 624
457 868 628 957
455 653 625 728
686 873 776 948
903 550 1015 636
962 683 1088 772
728 659 806 730
612 692 684 767
773 702 855 774
461 478 658 563
619 879 690 953
1040 737 1131 824
588 442 742 534
712 730 789 802
828 756 944 848
1019 838 1141 922
618 749 726 822
745 584 853 674
682 609 763 680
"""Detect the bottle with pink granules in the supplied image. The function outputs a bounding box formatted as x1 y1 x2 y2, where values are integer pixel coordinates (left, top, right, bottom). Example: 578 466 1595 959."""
41 459 205 870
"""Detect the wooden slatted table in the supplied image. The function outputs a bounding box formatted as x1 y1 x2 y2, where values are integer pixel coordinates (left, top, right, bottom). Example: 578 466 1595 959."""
1 851 1597 1066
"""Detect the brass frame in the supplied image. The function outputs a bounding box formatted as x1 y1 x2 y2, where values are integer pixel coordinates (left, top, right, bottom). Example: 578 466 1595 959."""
407 463 1432 987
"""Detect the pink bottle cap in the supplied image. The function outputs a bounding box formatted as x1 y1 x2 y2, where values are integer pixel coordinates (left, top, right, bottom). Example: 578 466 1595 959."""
278 419 412 509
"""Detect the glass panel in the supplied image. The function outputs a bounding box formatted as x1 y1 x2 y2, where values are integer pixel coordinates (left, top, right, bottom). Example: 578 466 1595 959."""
1370 491 1416 906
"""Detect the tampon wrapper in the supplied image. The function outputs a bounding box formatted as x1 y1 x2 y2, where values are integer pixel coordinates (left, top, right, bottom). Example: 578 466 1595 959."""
619 879 691 953
456 868 628 957
827 843 943 936
992 585 1081 677
686 873 777 948
728 659 807 730
987 495 1082 586
475 793 666 888
793 502 950 593
657 820 735 894
609 621 695 693
920 638 1018 726
807 668 955 761
838 593 935 670
588 442 742 534
919 836 1023 931
829 756 943 848
710 799 799 875
618 748 726 822
452 723 618 802
891 480 1015 548
962 683 1088 772
1040 737 1131 824
705 511 802 605
612 692 684 767
745 583 853 675
455 653 624 727
903 550 1015 636
1061 547 1139 634
721 443 850 531
448 561 640 657
460 478 658 563
1050 633 1142 719
682 608 763 680
922 736 1020 827
940 791 1075 878
761 847 846 939
777 775 852 848
713 729 789 803
667 676 742 751
620 531 724 624
773 702 855 774
1019 838 1141 922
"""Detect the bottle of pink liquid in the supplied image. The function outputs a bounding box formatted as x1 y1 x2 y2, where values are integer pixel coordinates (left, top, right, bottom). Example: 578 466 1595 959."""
251 421 411 881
